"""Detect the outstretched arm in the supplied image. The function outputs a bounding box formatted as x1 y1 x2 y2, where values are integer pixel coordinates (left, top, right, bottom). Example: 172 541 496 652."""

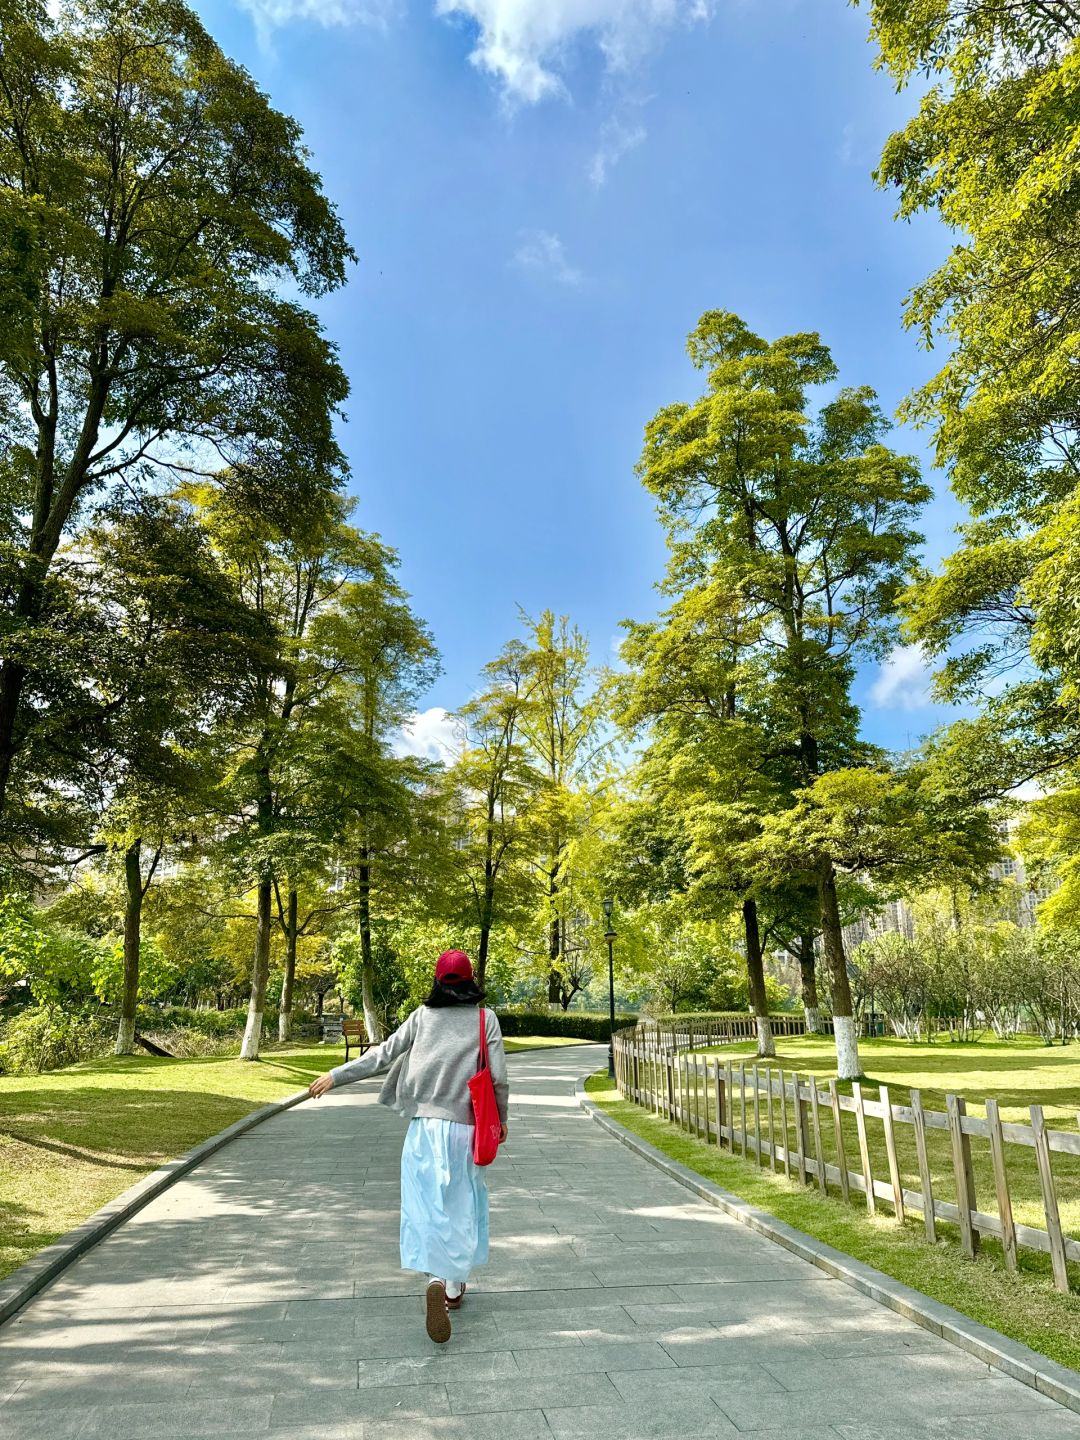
307 1010 418 1100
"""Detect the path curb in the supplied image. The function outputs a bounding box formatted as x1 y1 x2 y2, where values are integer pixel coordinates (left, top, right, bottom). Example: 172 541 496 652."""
0 1086 309 1328
576 1080 1080 1416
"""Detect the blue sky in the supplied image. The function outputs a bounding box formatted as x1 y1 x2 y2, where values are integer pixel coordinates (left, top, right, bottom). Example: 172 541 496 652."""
196 0 968 758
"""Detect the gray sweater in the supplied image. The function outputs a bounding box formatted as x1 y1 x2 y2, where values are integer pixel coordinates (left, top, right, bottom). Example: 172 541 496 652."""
329 1004 509 1126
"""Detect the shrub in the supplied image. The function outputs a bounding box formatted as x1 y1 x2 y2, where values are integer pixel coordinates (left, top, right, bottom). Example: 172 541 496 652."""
0 1004 116 1074
137 1005 250 1038
495 1010 636 1041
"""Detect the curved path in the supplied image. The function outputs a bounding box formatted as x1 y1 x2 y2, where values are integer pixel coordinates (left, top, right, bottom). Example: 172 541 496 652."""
0 1043 1076 1440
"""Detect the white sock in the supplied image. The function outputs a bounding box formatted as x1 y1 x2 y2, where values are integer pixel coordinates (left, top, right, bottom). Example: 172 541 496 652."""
445 1281 462 1300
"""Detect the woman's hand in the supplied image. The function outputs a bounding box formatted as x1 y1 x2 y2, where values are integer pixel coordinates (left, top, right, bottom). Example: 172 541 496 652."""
499 1122 508 1144
308 1072 335 1100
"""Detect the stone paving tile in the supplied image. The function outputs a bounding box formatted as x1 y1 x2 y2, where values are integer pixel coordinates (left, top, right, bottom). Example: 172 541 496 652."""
541 1396 743 1439
609 1360 786 1404
270 1383 451 1426
0 1412 88 1440
78 1395 275 1437
511 1339 676 1377
363 1412 552 1440
761 1350 993 1393
446 1371 622 1414
0 1044 1073 1440
833 1414 1080 1440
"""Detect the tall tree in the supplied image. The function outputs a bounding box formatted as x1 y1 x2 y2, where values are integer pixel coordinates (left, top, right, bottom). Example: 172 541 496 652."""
85 499 261 1053
0 0 353 840
633 310 929 1077
515 612 609 1008
446 643 532 987
867 0 1080 782
192 488 427 1060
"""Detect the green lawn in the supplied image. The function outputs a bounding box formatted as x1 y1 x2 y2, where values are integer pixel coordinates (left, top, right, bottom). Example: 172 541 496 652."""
689 1034 1080 1243
0 1033 589 1283
588 1033 1080 1372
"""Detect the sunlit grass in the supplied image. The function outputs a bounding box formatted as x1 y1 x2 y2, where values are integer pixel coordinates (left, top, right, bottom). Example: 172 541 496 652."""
689 1034 1080 1242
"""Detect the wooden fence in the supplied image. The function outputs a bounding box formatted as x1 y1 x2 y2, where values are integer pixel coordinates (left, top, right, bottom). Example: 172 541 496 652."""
613 1026 1080 1292
638 1013 825 1054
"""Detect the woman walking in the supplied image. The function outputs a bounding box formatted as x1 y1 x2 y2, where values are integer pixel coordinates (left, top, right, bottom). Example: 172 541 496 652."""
307 949 509 1343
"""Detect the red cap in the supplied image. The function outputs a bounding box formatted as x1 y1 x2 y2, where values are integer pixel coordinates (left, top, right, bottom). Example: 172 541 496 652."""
435 949 473 984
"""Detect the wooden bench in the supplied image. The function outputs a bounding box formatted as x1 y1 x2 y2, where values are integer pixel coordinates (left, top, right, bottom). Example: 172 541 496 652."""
343 1017 372 1062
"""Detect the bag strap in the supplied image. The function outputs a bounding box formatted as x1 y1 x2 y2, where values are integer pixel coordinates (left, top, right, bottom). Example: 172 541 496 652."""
477 1006 489 1072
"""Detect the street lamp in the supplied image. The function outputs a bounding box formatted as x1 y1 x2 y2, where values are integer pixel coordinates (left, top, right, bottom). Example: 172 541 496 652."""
603 897 617 1078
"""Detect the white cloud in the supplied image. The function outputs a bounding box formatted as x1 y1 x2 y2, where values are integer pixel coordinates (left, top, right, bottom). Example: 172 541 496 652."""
435 0 711 104
869 645 934 711
394 707 462 763
589 114 647 187
236 0 396 37
512 229 582 286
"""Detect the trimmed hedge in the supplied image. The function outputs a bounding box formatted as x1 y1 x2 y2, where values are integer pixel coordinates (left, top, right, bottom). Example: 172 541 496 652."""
651 1009 799 1024
495 1010 636 1041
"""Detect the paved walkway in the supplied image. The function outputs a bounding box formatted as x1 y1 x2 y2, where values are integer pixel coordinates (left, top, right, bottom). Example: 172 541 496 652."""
1 1043 1076 1440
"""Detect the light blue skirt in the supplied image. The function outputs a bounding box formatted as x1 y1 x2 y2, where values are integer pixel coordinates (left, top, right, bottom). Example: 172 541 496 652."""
399 1117 489 1285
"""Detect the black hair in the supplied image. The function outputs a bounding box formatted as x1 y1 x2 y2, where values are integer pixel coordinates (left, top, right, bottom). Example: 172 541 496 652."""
424 977 486 1008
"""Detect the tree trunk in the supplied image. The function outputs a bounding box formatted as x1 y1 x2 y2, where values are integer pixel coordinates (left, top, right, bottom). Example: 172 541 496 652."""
818 859 861 1079
357 850 384 1042
278 887 298 1043
742 897 775 1058
115 839 142 1056
547 903 561 1006
798 931 822 1034
240 877 273 1060
0 660 26 819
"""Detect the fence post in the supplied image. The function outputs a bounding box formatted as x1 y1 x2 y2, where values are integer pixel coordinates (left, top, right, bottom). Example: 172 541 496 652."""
910 1089 936 1244
809 1080 827 1194
714 1057 725 1146
766 1066 777 1171
793 1073 808 1185
778 1067 791 1179
946 1094 979 1258
985 1097 1016 1272
829 1078 849 1203
666 1055 675 1122
880 1085 904 1222
751 1064 762 1166
738 1062 748 1157
1031 1104 1069 1293
853 1081 875 1215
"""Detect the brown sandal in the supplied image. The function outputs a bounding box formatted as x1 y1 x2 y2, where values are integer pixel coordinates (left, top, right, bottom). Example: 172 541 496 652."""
446 1283 466 1311
425 1280 451 1344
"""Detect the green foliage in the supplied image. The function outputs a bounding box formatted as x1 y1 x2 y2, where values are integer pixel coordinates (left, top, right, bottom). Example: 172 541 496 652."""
0 0 354 843
90 936 179 1007
0 1004 115 1075
495 1010 635 1041
0 895 103 1009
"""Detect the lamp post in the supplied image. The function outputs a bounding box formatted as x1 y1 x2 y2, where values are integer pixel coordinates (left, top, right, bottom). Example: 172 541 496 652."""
603 897 617 1078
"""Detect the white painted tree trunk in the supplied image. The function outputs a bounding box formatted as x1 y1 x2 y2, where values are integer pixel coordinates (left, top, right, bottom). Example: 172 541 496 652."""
114 1015 136 1056
756 1014 776 1058
833 1014 860 1079
803 1005 822 1035
240 1009 263 1060
278 1010 291 1043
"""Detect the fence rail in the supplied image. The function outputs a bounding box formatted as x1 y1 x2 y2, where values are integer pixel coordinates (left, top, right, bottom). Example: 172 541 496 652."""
638 1013 828 1054
613 1026 1079 1292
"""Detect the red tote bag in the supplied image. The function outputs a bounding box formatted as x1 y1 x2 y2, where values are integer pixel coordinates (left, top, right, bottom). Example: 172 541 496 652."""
468 1008 502 1167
